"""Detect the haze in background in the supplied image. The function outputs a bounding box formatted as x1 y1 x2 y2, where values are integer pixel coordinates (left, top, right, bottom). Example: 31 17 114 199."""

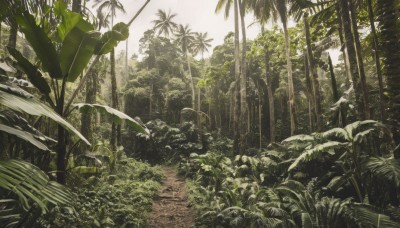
90 0 260 59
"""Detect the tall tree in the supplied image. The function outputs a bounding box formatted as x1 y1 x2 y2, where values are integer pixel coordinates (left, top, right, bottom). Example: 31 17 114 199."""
303 13 322 131
192 32 213 60
338 0 367 120
275 0 296 135
175 24 195 109
367 0 385 120
193 32 213 125
94 0 126 149
376 0 400 156
238 0 249 152
251 0 276 143
348 0 369 119
215 0 242 153
152 9 178 38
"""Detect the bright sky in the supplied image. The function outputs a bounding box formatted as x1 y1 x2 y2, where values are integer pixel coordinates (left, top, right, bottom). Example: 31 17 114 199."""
92 0 260 58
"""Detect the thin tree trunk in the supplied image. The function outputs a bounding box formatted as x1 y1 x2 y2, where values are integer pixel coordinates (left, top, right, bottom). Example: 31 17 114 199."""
328 55 339 102
238 0 248 154
0 22 2 50
304 15 322 131
339 0 366 120
110 48 119 150
197 86 201 126
349 0 370 119
283 24 296 135
304 52 314 132
56 80 67 184
233 0 241 154
264 50 275 143
367 0 385 120
336 2 351 86
186 50 195 110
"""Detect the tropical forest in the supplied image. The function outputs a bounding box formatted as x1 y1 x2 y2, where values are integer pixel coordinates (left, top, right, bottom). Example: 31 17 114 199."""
1 0 400 227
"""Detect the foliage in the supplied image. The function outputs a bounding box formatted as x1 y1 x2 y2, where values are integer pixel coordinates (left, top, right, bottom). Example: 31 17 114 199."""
37 158 162 227
128 120 206 163
0 160 72 227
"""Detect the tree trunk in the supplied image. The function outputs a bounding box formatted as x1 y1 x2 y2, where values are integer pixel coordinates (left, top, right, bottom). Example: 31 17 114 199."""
264 50 275 143
232 0 241 154
81 68 97 142
110 48 119 150
186 50 195 110
72 0 81 13
336 3 351 86
8 19 18 49
376 0 400 157
328 55 339 102
238 0 248 154
56 80 67 184
304 15 322 131
283 23 296 135
349 0 370 119
339 0 366 120
0 22 2 50
367 0 385 120
304 52 315 132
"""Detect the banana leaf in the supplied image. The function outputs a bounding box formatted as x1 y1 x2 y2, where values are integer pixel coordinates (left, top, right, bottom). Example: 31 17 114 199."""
7 47 51 95
0 85 90 145
73 103 149 134
94 22 129 55
15 12 62 79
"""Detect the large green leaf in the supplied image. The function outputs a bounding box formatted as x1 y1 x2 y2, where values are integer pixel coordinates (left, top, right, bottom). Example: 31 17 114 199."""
73 103 149 134
0 124 50 151
60 24 100 81
288 141 347 171
0 86 90 145
54 1 83 41
94 22 129 55
7 47 51 95
15 12 62 79
0 160 73 213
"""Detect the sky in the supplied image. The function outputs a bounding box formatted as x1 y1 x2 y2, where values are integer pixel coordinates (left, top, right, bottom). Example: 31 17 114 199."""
91 0 260 58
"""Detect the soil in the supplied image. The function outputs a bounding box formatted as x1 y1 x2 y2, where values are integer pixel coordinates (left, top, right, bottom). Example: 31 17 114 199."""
147 166 195 228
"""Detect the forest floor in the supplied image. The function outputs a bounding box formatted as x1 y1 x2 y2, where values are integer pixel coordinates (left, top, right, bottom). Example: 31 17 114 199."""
147 166 195 228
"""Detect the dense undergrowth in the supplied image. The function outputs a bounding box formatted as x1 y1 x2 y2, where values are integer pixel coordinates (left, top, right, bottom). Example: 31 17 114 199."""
37 158 162 227
179 120 400 228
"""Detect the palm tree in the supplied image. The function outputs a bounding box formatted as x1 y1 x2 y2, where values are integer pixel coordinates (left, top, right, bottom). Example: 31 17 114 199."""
94 0 126 149
193 32 213 125
152 9 178 38
192 32 213 60
175 24 196 109
215 0 241 153
252 0 297 135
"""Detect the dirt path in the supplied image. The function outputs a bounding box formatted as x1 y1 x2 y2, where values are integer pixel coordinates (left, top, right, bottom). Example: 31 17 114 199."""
147 166 194 228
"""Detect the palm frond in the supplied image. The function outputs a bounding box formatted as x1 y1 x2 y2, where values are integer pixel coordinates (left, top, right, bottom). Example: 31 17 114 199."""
364 157 400 187
288 141 347 171
0 160 73 213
